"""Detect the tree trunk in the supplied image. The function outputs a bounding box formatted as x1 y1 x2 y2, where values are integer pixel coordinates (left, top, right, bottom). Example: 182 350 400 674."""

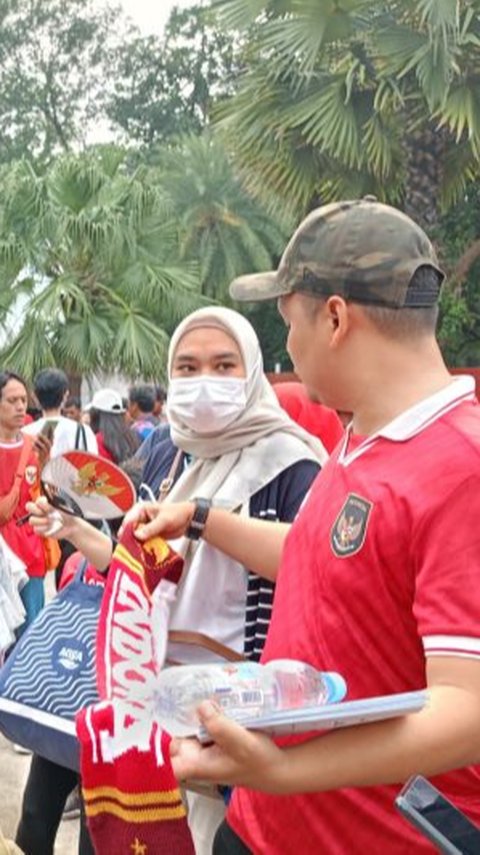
403 120 451 231
66 373 82 398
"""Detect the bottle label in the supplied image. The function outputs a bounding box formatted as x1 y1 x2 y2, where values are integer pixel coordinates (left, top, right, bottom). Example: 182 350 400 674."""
208 664 268 715
217 689 264 711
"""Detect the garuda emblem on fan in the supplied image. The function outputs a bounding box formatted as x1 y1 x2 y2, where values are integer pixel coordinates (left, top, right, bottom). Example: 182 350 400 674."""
72 461 124 498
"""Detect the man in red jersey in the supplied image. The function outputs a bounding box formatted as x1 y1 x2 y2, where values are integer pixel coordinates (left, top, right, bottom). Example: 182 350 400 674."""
121 198 480 853
0 371 48 632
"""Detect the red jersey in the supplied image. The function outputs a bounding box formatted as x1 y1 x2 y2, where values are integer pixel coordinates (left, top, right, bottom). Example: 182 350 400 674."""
229 376 480 854
0 438 46 578
273 382 344 453
96 432 114 463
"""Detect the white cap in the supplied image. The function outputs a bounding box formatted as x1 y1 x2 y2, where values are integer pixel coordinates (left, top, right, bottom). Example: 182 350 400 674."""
84 389 125 413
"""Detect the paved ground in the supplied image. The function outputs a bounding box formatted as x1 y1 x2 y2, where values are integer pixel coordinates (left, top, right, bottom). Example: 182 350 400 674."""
0 733 80 852
0 574 79 853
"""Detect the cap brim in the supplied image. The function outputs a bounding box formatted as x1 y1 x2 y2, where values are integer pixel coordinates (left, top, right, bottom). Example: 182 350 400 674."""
229 271 289 302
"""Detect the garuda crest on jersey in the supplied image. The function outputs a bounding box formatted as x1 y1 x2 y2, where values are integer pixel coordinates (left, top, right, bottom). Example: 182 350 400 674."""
331 493 373 558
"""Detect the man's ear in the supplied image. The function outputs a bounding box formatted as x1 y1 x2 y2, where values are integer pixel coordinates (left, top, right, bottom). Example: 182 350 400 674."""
325 296 349 344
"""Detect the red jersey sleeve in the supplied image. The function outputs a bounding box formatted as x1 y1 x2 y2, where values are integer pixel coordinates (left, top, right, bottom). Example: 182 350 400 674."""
413 473 480 658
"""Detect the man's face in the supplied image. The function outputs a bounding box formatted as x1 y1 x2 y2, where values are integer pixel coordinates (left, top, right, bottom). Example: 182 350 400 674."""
0 379 28 434
127 400 139 420
277 292 328 396
63 405 81 422
278 291 347 410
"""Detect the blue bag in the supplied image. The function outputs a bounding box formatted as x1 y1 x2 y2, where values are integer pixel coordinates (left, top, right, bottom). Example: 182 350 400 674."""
0 561 101 771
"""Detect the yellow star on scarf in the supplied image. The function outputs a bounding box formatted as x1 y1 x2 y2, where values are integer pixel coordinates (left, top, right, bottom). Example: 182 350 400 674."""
130 838 147 855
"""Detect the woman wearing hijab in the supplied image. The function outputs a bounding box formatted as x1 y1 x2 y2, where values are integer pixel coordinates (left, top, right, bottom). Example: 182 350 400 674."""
139 306 326 852
141 307 326 662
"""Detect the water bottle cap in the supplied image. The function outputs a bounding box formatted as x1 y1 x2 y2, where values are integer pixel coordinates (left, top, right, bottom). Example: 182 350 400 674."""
321 672 347 704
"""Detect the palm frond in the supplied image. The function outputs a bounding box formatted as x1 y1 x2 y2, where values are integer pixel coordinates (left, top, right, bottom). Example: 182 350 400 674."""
0 318 56 379
437 83 480 154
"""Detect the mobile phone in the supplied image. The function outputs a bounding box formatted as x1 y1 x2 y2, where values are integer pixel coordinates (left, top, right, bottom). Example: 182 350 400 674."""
40 419 58 441
395 775 480 854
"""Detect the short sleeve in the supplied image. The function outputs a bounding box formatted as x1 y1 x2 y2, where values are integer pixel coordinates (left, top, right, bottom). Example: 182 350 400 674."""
413 474 480 659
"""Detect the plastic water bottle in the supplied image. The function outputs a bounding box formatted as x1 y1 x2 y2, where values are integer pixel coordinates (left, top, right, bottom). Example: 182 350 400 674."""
153 659 346 736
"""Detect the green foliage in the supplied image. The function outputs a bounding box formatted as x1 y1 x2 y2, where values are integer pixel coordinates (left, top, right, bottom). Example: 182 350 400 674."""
437 184 480 366
0 148 202 381
245 300 293 373
150 132 293 302
0 0 131 163
212 0 480 227
107 5 240 145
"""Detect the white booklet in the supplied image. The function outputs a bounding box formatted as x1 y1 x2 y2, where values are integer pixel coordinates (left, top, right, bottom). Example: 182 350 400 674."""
197 690 427 743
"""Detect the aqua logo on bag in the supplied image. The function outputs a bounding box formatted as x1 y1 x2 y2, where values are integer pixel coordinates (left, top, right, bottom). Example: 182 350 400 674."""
52 638 89 676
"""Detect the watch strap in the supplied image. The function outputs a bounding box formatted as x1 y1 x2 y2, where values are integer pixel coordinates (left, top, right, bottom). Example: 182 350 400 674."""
185 498 212 541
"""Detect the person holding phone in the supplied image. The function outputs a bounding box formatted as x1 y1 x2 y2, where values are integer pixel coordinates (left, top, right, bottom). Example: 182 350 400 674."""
23 368 97 457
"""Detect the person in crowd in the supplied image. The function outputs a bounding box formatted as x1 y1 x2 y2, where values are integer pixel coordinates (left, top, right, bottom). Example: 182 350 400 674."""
127 199 480 854
24 371 96 588
85 388 140 464
0 371 49 633
136 305 326 853
62 395 82 422
127 384 158 441
153 383 167 423
273 380 344 453
17 371 98 830
15 500 131 855
26 305 326 854
23 369 97 455
131 387 169 463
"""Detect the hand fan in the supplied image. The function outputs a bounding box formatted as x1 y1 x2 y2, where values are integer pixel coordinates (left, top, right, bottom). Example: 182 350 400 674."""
40 451 136 520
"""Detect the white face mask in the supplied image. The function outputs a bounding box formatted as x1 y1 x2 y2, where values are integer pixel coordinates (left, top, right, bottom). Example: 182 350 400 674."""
167 376 247 434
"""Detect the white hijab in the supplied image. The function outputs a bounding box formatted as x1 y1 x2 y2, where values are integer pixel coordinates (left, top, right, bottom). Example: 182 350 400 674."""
166 306 327 509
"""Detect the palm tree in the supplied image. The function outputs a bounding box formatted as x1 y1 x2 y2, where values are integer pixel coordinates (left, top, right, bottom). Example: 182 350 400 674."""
212 0 480 229
150 132 293 301
0 147 202 381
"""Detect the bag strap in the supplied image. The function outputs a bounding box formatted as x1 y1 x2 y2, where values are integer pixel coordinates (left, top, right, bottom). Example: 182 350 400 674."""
158 449 184 502
167 630 244 663
74 555 90 582
15 434 34 482
0 435 35 523
75 423 87 451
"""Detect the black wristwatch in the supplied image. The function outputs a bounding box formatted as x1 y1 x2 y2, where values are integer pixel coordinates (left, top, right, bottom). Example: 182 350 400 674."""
185 498 212 541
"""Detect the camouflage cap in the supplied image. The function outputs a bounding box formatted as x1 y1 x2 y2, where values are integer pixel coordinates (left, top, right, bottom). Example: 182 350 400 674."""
230 198 444 308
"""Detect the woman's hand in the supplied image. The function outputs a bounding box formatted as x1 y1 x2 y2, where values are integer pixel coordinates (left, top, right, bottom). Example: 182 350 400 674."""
119 501 195 541
25 497 79 540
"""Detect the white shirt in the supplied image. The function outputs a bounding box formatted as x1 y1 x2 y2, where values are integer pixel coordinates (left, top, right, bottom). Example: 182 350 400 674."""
23 416 98 457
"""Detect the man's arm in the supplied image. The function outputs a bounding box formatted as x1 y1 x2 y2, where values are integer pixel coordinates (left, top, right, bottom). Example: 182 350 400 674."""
129 502 290 581
171 655 480 792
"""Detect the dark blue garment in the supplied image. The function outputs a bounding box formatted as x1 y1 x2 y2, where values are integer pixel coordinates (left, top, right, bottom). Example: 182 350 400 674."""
134 422 171 463
140 430 320 660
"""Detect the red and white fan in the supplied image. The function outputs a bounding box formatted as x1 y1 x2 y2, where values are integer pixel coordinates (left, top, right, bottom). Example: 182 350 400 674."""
40 451 136 520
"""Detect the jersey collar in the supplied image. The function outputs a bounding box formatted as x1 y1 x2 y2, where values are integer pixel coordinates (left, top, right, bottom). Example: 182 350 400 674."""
339 375 476 466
